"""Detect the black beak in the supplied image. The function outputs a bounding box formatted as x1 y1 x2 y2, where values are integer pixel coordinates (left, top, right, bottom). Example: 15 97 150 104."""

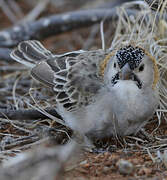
120 63 142 89
120 63 132 80
111 63 142 89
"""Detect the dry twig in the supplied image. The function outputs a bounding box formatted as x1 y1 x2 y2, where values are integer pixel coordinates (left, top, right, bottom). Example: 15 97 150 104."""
0 8 136 47
0 107 61 120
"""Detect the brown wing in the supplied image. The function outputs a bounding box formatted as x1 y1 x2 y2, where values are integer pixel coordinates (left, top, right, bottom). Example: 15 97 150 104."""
11 40 108 111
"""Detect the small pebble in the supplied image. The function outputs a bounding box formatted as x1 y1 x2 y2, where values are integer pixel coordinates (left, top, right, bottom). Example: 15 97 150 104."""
138 167 152 176
102 166 113 174
117 159 134 175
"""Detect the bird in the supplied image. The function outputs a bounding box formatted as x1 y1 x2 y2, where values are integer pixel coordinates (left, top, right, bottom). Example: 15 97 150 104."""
10 40 159 140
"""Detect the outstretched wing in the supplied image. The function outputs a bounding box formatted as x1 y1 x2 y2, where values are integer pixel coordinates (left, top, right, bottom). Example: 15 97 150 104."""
10 40 53 68
51 50 107 111
11 40 108 111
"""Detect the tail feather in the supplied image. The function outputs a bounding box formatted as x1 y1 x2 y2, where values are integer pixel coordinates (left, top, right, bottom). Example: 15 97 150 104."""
29 40 53 57
11 48 36 68
10 40 53 68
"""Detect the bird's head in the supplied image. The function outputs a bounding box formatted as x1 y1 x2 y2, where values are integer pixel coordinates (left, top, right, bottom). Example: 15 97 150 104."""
101 45 159 90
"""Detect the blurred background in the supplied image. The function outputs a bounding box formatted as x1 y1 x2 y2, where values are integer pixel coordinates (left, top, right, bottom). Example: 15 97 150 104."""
0 0 138 53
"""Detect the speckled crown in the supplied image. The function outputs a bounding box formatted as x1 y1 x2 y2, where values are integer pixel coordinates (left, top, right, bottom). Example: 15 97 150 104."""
116 45 145 69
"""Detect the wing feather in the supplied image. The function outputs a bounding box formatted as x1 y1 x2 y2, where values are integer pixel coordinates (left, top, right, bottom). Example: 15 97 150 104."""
11 40 108 112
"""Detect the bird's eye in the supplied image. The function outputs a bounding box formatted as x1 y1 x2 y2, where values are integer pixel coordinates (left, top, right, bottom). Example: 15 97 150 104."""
139 64 144 72
114 62 117 68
